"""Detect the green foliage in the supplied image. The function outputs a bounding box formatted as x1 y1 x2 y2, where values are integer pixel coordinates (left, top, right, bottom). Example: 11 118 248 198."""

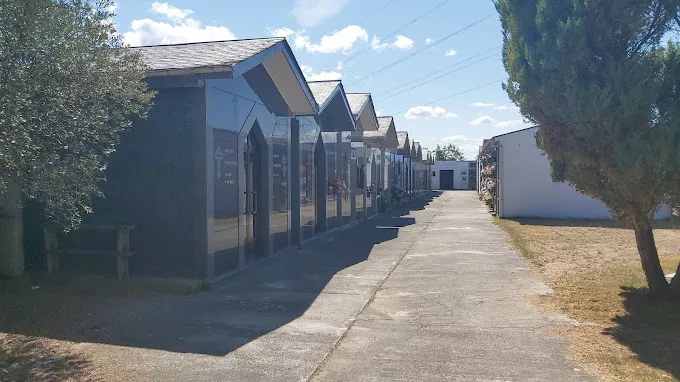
433 144 466 162
0 0 155 230
495 0 680 225
496 0 680 293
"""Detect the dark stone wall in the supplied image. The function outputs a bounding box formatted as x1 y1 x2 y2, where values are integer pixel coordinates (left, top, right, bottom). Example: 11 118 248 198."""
91 86 207 279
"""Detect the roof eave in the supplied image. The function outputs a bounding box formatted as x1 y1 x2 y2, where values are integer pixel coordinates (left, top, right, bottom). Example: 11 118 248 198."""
145 65 234 77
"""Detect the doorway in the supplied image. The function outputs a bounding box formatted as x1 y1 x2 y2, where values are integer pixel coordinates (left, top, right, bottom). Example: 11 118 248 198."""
440 170 454 190
244 131 263 264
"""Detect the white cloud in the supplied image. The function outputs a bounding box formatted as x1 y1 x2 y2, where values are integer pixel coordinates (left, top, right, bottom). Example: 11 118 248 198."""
393 35 415 49
300 64 342 81
376 109 384 117
292 0 351 27
442 135 467 142
294 25 368 54
150 2 193 22
307 71 342 81
336 61 344 70
405 106 457 120
493 105 518 111
470 115 497 125
494 119 523 127
470 115 523 127
445 49 457 56
269 27 295 38
123 2 236 46
425 38 433 44
471 102 518 111
371 35 414 51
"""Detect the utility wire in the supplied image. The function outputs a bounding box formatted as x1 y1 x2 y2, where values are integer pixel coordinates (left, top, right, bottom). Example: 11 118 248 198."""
350 14 494 85
391 78 504 115
357 0 397 24
379 46 500 96
342 0 450 65
376 53 498 102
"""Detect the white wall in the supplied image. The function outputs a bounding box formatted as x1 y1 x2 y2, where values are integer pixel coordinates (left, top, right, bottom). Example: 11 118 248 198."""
498 127 610 219
497 127 670 219
432 161 475 190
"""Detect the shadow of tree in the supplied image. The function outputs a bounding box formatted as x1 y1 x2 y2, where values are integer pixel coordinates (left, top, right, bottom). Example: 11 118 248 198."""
0 335 96 382
604 287 680 380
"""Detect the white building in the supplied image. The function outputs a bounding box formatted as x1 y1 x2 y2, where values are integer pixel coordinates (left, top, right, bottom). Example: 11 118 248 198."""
432 161 476 190
479 126 670 219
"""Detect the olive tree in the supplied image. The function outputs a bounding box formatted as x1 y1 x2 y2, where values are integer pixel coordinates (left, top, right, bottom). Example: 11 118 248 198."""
495 0 680 296
0 0 154 230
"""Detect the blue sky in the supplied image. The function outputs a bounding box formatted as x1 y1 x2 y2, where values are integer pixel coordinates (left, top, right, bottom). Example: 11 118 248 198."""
111 0 532 159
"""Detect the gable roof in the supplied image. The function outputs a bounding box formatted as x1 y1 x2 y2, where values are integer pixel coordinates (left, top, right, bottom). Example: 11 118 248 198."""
307 80 341 109
133 37 284 75
363 116 399 148
346 93 371 117
307 80 356 132
397 131 409 148
376 116 393 132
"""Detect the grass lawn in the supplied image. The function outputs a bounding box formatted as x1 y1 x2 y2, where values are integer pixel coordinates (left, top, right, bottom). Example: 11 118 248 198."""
496 218 680 382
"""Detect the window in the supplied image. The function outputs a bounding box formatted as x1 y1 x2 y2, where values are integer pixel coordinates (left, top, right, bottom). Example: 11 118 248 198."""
469 162 476 168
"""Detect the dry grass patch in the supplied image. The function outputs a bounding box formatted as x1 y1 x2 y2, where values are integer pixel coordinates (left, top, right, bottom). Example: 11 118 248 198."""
496 218 680 382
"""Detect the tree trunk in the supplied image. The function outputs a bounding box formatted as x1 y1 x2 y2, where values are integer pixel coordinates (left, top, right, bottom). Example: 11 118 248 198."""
633 225 670 296
670 262 680 294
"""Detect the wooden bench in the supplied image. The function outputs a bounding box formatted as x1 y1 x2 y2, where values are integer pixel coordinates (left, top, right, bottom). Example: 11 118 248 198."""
44 225 136 280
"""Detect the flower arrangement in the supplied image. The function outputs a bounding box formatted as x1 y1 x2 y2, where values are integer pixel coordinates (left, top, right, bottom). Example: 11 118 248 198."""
367 183 377 197
391 185 406 203
482 164 496 176
328 176 348 196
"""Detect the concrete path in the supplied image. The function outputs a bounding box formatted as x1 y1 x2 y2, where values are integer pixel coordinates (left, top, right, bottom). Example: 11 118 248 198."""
0 191 588 381
311 191 588 381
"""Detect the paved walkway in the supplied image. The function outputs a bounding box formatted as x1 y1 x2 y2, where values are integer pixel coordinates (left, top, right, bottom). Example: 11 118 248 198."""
0 191 589 381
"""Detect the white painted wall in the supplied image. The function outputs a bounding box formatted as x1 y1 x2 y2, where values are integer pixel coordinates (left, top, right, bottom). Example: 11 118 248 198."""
496 127 670 219
432 161 475 190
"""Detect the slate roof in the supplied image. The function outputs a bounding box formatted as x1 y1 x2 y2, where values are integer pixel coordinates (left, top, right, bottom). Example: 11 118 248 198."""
132 37 284 73
376 116 393 134
365 116 392 138
397 131 409 148
307 80 340 108
346 93 371 117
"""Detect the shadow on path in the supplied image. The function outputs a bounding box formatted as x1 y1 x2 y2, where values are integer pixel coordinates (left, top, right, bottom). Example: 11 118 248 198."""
0 193 440 359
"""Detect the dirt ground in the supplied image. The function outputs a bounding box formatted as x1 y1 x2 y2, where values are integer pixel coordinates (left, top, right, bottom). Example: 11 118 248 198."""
497 218 680 382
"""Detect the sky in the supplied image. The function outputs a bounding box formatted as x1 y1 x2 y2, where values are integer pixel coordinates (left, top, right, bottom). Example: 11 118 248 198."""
110 0 533 159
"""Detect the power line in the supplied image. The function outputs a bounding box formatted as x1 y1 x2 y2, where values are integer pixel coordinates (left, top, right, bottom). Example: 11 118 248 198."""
379 46 500 96
376 53 498 102
357 0 397 24
350 14 494 85
391 79 504 115
342 0 451 65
